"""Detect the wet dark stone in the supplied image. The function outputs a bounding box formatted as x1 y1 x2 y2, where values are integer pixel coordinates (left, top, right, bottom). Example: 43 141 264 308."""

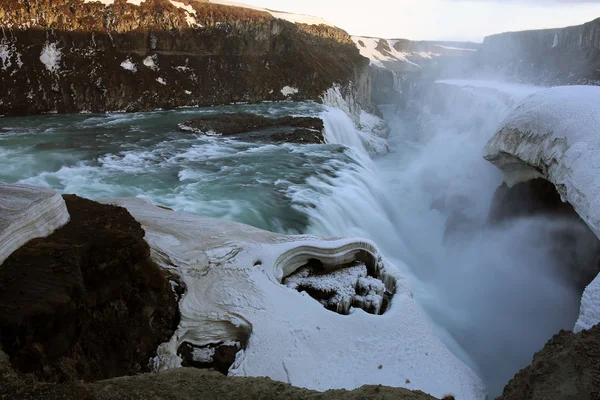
0 195 180 382
178 113 325 144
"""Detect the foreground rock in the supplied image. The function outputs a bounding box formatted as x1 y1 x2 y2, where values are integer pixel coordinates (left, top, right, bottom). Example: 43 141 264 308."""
0 184 69 265
499 324 600 400
102 197 486 399
0 194 179 382
178 113 325 143
0 349 437 400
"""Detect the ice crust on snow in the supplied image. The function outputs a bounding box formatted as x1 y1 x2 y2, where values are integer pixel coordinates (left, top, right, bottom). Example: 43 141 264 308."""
0 184 70 265
284 264 387 315
483 85 600 332
100 197 485 399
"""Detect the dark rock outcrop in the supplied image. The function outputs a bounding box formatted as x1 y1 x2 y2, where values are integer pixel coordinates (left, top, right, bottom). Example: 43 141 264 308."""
477 17 600 85
178 113 325 143
499 324 600 400
0 0 370 116
0 195 179 382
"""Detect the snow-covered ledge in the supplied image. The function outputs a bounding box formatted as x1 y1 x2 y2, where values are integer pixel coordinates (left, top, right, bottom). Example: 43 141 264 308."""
101 197 485 400
0 184 69 265
483 86 600 333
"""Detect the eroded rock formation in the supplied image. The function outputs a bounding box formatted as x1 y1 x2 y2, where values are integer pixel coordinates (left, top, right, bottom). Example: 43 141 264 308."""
0 194 179 382
499 324 600 400
0 0 370 116
178 113 325 143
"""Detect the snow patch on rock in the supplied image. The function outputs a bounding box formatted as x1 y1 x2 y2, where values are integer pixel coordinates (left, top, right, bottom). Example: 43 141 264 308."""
280 86 299 97
156 77 167 85
39 43 61 73
120 59 137 73
352 36 421 69
169 0 198 26
143 55 158 70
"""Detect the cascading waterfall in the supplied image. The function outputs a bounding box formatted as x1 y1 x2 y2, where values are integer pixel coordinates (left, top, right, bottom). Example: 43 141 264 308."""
309 80 593 397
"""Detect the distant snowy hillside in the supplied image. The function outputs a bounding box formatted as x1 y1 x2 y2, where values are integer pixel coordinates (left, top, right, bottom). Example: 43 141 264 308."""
353 36 479 71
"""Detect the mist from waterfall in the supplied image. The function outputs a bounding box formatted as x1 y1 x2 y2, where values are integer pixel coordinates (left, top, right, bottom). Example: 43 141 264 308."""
306 80 594 396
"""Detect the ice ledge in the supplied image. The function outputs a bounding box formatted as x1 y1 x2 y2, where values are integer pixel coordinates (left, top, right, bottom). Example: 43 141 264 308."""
0 184 70 265
483 86 600 333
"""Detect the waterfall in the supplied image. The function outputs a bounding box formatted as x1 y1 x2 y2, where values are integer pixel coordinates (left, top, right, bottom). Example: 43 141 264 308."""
303 80 588 397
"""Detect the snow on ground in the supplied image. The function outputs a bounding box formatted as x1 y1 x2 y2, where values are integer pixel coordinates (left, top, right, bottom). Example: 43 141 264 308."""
39 43 61 73
101 197 486 399
482 86 600 333
210 0 333 26
156 77 167 85
352 36 420 68
120 59 137 73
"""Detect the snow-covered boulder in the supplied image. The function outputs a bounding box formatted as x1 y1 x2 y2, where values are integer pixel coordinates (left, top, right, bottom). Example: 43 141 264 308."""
0 184 69 265
101 197 486 400
483 86 600 333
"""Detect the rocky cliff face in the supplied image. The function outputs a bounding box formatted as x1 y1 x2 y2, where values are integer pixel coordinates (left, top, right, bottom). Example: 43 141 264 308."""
0 0 371 116
477 18 600 85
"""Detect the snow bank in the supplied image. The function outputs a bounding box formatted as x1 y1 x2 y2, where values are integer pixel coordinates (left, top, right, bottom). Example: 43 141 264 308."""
575 274 600 333
352 36 420 69
483 86 600 332
0 184 70 265
101 197 486 399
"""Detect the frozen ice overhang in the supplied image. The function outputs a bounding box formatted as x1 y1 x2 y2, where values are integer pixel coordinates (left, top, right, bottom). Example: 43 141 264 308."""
483 86 600 239
483 85 600 334
101 197 486 400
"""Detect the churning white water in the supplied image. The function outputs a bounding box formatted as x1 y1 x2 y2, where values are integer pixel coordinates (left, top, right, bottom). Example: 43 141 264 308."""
0 81 595 397
306 80 593 396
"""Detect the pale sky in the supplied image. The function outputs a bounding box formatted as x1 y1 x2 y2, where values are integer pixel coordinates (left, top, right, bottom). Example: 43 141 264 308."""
235 0 600 42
